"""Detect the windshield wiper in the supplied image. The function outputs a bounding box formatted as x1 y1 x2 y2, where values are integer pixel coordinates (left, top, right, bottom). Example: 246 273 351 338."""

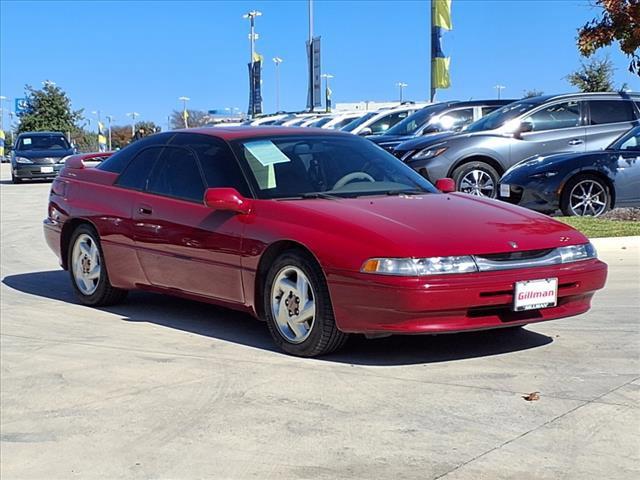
299 192 342 200
385 189 426 196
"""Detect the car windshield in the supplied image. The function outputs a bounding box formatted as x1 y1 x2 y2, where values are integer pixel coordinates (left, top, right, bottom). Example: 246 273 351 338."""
308 117 333 128
384 104 447 136
608 126 640 151
17 134 70 151
464 102 538 133
341 111 377 131
232 134 438 199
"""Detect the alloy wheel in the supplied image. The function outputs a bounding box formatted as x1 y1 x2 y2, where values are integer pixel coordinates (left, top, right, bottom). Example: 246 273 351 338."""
459 169 495 197
71 233 101 295
569 179 607 216
270 266 316 344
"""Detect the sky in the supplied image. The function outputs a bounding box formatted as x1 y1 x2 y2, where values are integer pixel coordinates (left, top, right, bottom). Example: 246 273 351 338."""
1 0 639 130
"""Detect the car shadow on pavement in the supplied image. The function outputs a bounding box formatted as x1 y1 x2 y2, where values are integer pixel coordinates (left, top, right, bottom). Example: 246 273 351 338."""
2 270 553 366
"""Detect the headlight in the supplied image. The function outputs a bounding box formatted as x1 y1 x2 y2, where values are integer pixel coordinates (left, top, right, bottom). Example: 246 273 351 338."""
411 146 448 161
361 256 478 276
559 243 597 263
15 156 33 164
530 171 558 179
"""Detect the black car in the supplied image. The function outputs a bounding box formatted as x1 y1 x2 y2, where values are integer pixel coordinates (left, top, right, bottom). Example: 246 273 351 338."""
10 132 75 183
499 126 640 216
368 99 514 152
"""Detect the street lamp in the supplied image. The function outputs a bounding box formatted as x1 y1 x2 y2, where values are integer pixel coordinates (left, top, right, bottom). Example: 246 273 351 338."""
0 96 6 132
321 74 334 113
126 112 139 137
178 96 190 128
105 115 114 151
272 57 283 112
494 84 506 100
395 82 408 103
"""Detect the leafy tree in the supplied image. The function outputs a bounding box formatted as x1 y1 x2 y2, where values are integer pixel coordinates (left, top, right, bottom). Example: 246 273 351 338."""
71 130 98 153
523 89 544 98
110 126 132 149
17 82 83 134
135 121 161 134
567 57 615 92
578 0 640 75
169 109 210 129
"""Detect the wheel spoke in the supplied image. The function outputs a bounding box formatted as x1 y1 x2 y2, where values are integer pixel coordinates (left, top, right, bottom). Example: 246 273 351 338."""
296 274 309 299
79 242 91 257
296 300 315 323
86 265 101 280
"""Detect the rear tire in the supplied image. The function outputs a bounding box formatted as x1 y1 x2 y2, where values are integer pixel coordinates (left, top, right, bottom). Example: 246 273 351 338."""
452 161 500 198
68 224 127 306
263 250 348 357
560 174 611 217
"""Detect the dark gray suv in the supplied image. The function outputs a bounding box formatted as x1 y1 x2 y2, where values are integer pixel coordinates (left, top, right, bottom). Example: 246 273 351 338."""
394 92 640 197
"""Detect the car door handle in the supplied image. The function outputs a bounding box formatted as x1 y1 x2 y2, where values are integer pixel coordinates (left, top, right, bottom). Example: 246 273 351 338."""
138 205 153 215
568 139 584 145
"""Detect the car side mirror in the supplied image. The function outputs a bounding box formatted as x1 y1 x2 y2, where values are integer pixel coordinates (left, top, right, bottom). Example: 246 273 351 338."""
204 188 252 214
435 178 456 193
358 127 373 136
514 121 533 138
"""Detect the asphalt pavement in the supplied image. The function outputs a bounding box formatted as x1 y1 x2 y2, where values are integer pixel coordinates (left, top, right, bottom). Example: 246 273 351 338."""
1 163 638 480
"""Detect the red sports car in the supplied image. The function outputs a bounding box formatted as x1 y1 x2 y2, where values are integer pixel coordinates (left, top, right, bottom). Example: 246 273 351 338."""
44 128 607 356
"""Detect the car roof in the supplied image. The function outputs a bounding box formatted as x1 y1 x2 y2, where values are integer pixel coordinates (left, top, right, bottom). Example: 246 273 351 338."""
527 92 640 104
182 126 352 140
17 131 65 136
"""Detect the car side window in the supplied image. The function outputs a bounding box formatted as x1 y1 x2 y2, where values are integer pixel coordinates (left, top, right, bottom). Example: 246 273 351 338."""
619 134 640 152
441 108 474 129
481 106 500 116
147 147 206 202
369 111 411 134
115 147 164 190
589 100 635 125
523 101 581 132
169 133 251 196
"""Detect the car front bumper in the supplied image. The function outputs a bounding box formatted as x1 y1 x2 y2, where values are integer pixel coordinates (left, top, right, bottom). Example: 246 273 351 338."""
498 180 562 213
13 163 63 179
326 258 607 334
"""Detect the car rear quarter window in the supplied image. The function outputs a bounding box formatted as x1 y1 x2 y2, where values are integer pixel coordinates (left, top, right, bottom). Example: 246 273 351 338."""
169 133 251 197
98 133 173 173
589 100 636 125
115 147 164 190
147 147 206 202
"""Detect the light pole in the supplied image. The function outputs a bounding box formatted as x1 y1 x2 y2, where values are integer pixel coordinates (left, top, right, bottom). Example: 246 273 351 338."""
494 84 506 100
243 10 262 118
321 74 334 113
91 110 102 150
126 112 139 137
395 82 408 103
105 115 114 150
0 96 6 132
272 57 283 112
178 96 190 128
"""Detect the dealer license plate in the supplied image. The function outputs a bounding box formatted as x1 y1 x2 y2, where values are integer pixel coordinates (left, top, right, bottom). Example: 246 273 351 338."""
40 166 54 173
513 278 558 312
500 184 510 198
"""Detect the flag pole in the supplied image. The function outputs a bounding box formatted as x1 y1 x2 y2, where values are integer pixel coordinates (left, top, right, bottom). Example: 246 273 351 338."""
430 0 436 102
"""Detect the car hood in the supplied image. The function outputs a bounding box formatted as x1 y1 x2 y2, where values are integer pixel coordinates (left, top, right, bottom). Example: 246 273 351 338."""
394 131 458 152
274 193 587 259
14 149 74 161
503 150 612 179
368 134 415 145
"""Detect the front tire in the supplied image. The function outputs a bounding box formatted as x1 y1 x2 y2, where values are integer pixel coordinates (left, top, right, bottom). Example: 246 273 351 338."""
452 161 500 198
263 250 348 357
68 224 127 306
560 174 611 217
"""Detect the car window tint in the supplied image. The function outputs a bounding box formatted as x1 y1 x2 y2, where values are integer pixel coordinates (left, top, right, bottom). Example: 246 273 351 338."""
115 147 164 190
440 108 474 129
481 106 500 116
589 100 635 125
169 133 251 197
369 111 411 134
99 133 173 173
524 101 581 131
147 147 205 202
619 133 640 151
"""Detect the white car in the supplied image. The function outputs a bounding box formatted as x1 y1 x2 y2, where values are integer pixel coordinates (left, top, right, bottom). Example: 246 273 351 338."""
321 112 367 130
342 104 427 136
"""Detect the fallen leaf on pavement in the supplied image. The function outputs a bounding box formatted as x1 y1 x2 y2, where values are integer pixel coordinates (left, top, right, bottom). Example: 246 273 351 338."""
522 392 540 401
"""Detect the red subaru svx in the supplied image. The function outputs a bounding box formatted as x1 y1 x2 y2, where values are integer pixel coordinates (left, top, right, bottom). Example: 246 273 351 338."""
44 128 607 356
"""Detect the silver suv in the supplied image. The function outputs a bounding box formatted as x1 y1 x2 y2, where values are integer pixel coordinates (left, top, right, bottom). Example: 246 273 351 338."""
394 92 640 197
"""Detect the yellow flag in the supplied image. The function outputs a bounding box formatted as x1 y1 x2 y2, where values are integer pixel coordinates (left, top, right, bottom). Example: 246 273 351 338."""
433 0 452 30
432 57 451 88
0 130 5 157
253 51 264 63
182 109 189 121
